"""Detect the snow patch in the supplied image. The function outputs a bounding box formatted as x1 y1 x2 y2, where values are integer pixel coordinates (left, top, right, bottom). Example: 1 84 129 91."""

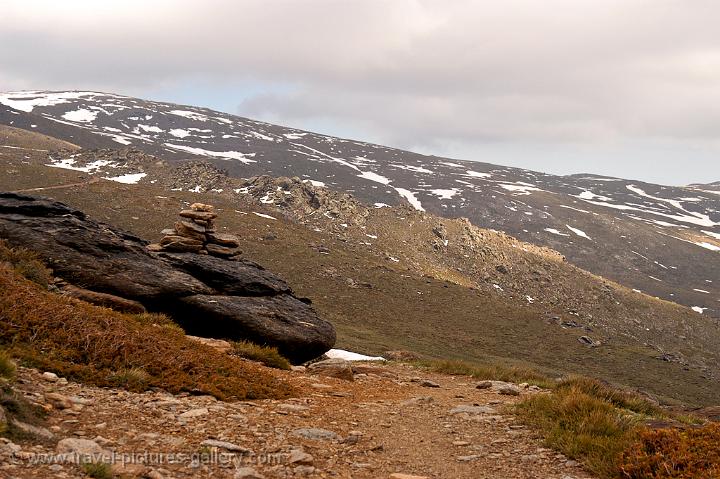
325 349 385 361
566 225 592 240
545 228 570 237
61 108 98 123
169 110 209 121
357 171 391 185
430 188 460 200
103 172 146 184
164 143 256 164
695 242 720 252
253 212 276 220
395 188 424 211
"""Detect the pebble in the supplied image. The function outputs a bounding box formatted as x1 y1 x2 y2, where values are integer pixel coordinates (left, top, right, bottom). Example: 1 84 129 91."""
288 450 314 465
178 407 209 419
449 405 496 415
498 384 521 396
234 466 266 479
200 439 251 453
291 427 341 441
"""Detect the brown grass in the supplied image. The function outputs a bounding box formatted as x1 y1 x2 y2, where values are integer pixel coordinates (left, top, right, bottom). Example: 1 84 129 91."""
515 384 642 477
618 424 720 478
514 376 703 478
0 264 294 400
0 239 52 287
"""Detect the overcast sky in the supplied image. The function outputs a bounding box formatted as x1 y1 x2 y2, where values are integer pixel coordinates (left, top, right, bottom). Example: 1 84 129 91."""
2 0 719 185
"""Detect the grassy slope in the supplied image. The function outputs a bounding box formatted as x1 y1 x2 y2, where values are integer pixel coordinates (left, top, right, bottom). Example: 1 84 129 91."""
0 241 294 401
0 148 718 406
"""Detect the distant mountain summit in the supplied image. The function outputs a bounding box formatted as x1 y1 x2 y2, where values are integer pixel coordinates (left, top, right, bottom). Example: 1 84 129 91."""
1 90 718 316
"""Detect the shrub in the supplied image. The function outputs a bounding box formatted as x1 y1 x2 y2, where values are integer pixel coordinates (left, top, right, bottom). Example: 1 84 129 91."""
0 350 16 380
1 382 47 440
555 376 665 418
81 462 113 479
0 240 52 287
514 385 640 478
0 264 294 400
108 367 151 390
618 424 720 479
232 341 291 370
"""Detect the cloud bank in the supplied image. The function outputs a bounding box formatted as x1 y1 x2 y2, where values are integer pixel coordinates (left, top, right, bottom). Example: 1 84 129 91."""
2 0 720 184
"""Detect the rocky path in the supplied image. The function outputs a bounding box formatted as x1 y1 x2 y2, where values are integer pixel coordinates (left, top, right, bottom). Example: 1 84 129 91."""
12 177 101 193
1 364 594 479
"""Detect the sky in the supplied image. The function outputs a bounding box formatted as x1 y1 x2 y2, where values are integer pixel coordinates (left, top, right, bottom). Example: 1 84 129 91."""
1 0 719 185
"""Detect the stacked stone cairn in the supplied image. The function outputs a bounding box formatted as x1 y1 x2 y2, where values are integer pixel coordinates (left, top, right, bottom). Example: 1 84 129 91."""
148 203 241 258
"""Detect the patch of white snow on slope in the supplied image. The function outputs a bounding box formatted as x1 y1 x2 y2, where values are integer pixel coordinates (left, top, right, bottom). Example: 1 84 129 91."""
325 349 385 361
169 129 191 138
395 188 424 211
566 225 592 240
62 108 98 123
465 170 492 178
357 171 391 185
169 110 209 121
695 242 720 252
545 228 570 236
103 172 146 184
430 188 460 200
692 306 706 314
164 143 256 164
253 212 277 220
0 91 102 112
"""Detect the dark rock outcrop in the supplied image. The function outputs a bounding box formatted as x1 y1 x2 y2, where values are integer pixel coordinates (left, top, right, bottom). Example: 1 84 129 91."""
0 192 335 363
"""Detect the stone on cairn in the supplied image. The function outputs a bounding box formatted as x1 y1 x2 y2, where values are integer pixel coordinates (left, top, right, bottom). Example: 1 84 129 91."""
148 203 241 258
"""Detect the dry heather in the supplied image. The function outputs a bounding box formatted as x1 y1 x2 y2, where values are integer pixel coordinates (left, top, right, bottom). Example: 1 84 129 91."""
618 424 720 478
513 376 717 478
0 264 295 401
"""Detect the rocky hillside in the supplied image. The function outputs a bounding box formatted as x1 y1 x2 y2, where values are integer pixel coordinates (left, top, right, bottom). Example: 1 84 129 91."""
0 92 718 318
1 140 719 408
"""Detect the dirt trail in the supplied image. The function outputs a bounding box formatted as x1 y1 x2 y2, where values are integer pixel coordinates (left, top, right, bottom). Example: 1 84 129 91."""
3 364 594 479
13 177 101 193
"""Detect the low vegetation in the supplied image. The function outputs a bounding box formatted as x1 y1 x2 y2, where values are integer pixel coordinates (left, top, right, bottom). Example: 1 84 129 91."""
0 349 17 380
81 462 113 479
0 350 48 440
618 424 720 478
0 239 52 287
415 358 556 389
231 340 291 370
514 377 647 477
412 359 719 478
514 377 715 478
0 262 294 400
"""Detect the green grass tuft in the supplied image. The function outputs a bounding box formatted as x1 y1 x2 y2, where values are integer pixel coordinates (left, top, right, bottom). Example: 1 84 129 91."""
81 462 113 479
0 239 52 288
231 341 291 370
108 367 151 391
0 350 17 381
415 358 556 388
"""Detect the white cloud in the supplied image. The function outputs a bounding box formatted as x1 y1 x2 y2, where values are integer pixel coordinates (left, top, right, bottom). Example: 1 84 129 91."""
1 0 720 183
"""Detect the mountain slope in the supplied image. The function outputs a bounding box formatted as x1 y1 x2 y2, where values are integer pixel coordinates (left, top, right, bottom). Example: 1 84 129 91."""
0 90 718 318
1 142 719 406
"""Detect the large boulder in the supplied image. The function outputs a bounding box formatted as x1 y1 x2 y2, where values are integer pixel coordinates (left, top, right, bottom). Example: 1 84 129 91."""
0 192 335 363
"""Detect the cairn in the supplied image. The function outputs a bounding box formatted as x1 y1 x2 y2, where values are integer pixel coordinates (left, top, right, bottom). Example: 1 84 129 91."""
148 203 241 258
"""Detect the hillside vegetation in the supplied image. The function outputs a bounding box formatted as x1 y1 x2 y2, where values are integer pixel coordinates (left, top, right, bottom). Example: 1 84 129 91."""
0 241 294 401
0 147 718 407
